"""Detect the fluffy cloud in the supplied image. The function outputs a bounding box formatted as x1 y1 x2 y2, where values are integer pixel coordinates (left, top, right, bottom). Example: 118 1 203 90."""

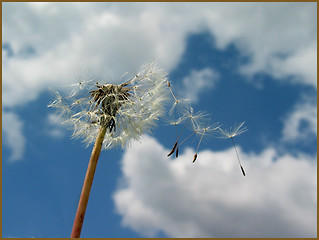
3 2 316 108
282 96 317 143
2 2 192 108
113 135 316 238
46 113 65 139
2 112 26 162
202 2 317 87
179 68 219 103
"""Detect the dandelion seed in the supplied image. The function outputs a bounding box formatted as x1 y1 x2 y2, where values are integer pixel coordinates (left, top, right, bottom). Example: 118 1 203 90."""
175 147 179 158
240 165 246 176
167 141 178 157
165 80 246 172
218 122 247 176
192 123 220 163
167 81 190 117
172 104 219 162
166 100 219 161
193 153 197 163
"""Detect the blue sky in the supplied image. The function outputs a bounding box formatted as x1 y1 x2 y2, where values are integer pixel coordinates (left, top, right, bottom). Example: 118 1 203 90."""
2 2 317 238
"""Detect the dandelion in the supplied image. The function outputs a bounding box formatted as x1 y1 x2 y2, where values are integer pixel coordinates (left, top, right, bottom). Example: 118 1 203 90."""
48 62 169 237
218 122 247 176
49 60 248 237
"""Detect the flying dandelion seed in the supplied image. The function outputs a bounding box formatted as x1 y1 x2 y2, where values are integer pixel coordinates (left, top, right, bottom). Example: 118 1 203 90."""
192 123 220 163
218 122 247 176
167 141 178 157
165 96 220 163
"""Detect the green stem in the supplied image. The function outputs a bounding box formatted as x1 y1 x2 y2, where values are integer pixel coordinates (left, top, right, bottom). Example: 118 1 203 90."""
71 126 107 238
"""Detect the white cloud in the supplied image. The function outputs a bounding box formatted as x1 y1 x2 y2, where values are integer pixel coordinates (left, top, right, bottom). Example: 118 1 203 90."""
202 2 317 87
47 129 64 139
46 113 65 139
2 112 26 162
113 135 316 238
3 2 316 108
179 68 218 103
281 97 317 143
2 2 194 108
270 43 317 87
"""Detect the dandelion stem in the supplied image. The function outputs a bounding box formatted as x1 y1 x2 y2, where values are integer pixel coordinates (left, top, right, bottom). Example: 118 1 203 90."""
71 126 107 238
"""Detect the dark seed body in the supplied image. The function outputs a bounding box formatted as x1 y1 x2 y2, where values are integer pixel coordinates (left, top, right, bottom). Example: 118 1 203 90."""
193 153 197 163
167 142 178 157
241 166 246 176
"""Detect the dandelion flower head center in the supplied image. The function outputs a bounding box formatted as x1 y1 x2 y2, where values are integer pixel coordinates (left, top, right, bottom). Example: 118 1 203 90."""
90 83 131 132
